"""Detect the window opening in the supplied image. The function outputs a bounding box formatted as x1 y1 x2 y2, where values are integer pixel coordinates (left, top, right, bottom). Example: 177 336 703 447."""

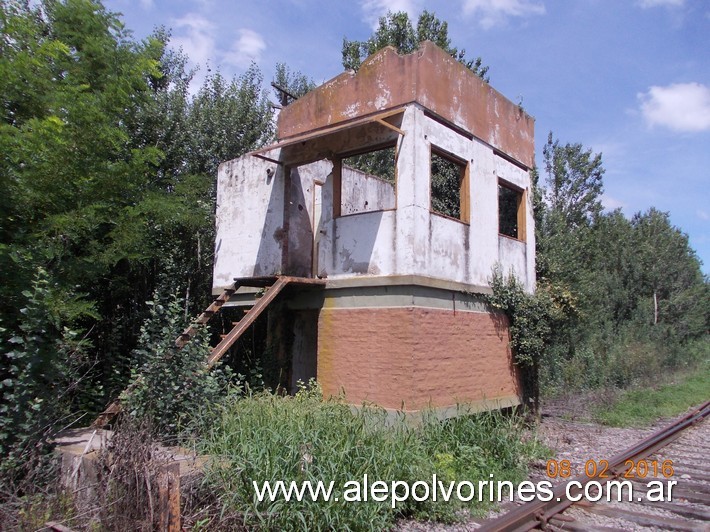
339 145 396 216
431 148 469 222
498 182 525 240
343 146 396 184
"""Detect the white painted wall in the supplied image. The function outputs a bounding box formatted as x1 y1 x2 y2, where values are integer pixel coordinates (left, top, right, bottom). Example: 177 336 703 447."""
213 104 536 294
286 161 333 278
341 166 395 215
214 155 285 291
494 153 536 290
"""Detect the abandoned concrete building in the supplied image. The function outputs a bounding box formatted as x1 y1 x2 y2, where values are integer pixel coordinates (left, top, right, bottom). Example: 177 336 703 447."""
211 41 535 416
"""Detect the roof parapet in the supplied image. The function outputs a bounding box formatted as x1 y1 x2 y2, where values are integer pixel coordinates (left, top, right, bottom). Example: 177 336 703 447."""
277 41 535 169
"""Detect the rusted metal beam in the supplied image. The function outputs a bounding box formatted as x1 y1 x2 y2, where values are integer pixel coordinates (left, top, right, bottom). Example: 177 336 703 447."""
250 108 406 164
91 397 126 429
375 117 405 136
176 285 238 348
252 152 282 165
207 276 324 367
271 81 298 106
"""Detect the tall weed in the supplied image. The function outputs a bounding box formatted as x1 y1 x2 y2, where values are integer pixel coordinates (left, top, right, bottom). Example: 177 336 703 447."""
197 383 544 530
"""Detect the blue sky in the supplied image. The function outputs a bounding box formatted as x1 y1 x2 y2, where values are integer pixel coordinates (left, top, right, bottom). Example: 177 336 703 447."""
105 0 710 273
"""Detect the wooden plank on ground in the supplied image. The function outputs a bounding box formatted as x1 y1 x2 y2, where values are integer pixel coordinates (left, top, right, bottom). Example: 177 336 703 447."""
44 522 76 532
158 462 181 532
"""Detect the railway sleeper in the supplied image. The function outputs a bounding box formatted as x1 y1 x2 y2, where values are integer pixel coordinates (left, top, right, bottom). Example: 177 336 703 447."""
580 504 708 532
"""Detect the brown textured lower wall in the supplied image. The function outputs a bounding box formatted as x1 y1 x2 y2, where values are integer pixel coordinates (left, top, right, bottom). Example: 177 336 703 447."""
317 306 520 411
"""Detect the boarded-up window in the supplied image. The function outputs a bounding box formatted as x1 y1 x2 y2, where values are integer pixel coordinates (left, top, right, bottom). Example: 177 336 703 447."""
430 148 469 222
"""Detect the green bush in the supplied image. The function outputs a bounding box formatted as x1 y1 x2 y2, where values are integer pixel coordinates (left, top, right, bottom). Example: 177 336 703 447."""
540 323 709 394
121 292 234 437
0 268 95 481
197 383 544 530
486 267 574 409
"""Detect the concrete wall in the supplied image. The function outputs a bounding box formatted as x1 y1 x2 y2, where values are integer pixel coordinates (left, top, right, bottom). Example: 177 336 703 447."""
286 161 333 278
214 155 402 289
214 105 535 294
214 156 285 290
495 153 536 290
311 105 535 291
341 166 395 215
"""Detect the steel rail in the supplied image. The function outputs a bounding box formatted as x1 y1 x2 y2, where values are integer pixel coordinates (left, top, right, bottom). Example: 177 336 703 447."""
478 400 710 531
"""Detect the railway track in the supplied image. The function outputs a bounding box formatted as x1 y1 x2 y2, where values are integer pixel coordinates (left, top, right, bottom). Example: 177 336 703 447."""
478 401 710 531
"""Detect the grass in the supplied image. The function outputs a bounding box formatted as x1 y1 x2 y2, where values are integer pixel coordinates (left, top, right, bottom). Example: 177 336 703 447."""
195 382 546 530
594 365 710 427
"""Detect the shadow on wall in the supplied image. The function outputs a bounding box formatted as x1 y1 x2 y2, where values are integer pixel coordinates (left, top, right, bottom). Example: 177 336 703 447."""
252 164 314 278
332 210 385 275
285 166 315 278
327 166 392 277
253 164 285 277
251 159 392 279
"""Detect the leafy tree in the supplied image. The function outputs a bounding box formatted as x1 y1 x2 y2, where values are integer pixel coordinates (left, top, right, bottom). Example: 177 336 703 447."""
578 210 640 327
272 62 316 106
0 0 276 452
122 290 233 436
0 268 96 479
542 132 604 230
630 208 706 328
187 67 274 179
342 10 489 81
537 133 605 287
535 133 708 392
0 0 172 409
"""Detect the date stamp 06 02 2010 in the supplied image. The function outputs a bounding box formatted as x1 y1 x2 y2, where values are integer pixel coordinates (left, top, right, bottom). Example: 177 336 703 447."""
545 459 674 480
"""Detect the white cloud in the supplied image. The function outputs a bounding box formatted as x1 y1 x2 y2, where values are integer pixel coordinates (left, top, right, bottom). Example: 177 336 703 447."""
360 0 423 28
638 82 710 132
223 29 267 69
168 14 266 93
636 0 684 8
139 0 154 9
601 194 628 211
170 14 216 68
462 0 545 29
698 209 710 221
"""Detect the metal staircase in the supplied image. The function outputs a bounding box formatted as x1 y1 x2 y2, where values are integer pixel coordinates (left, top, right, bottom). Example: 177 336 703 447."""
92 275 324 428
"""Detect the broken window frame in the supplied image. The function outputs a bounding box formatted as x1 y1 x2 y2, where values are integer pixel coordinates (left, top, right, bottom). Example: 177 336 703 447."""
334 141 399 218
429 145 470 224
497 179 526 241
